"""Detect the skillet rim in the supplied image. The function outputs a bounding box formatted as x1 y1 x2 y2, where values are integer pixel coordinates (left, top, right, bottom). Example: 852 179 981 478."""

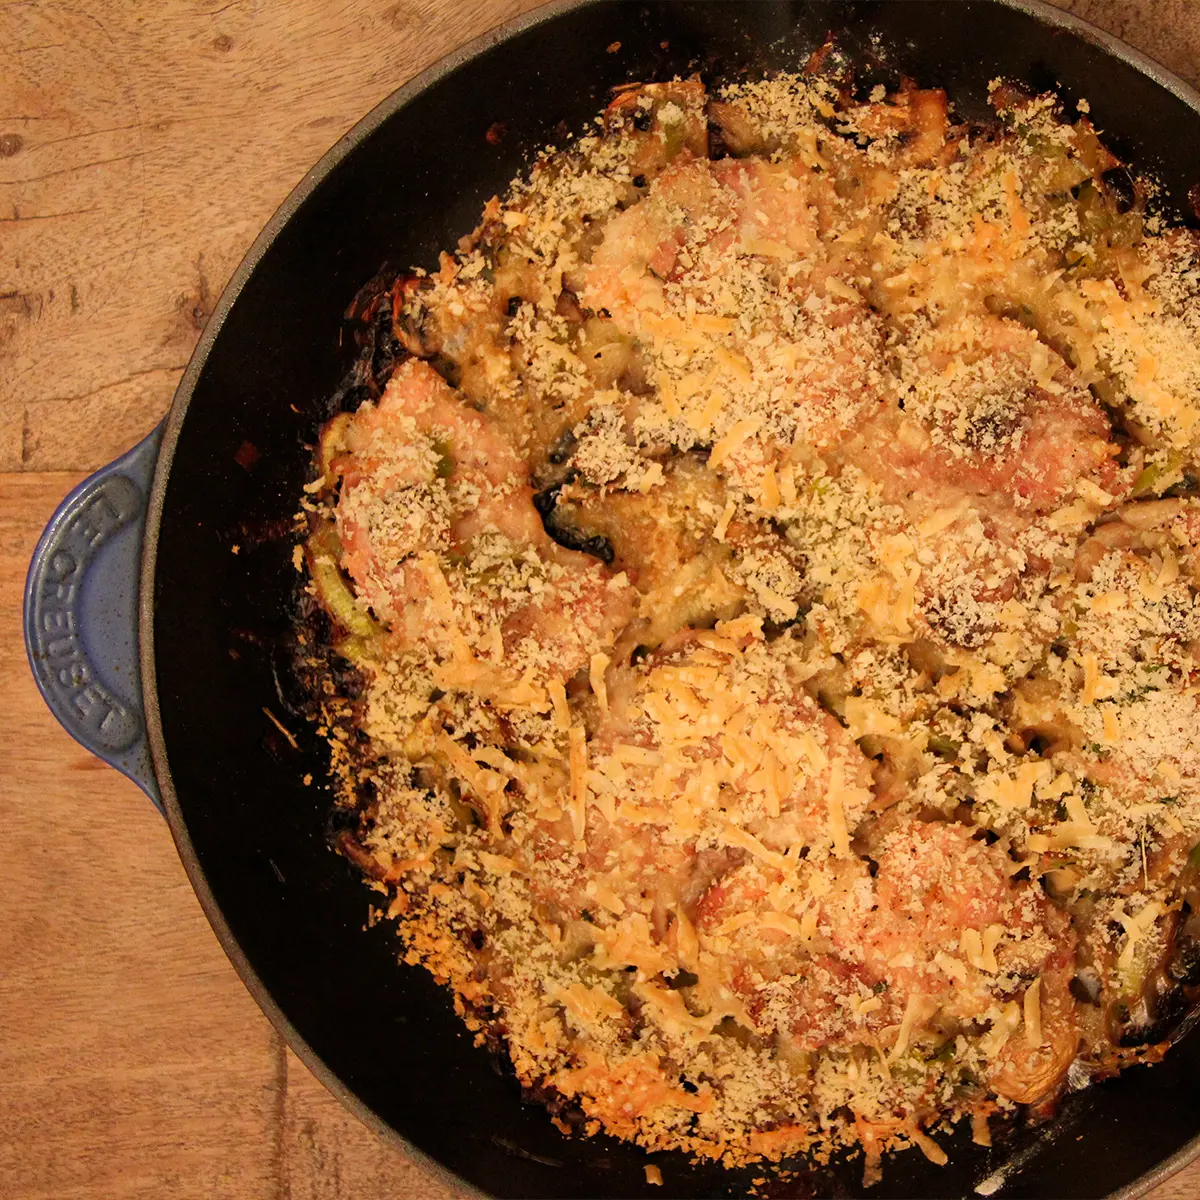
137 2 1200 1196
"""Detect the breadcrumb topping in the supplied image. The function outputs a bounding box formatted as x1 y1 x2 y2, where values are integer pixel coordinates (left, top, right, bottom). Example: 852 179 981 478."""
302 60 1200 1186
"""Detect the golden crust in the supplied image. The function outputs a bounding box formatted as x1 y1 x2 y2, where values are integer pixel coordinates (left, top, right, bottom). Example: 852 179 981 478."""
303 65 1200 1182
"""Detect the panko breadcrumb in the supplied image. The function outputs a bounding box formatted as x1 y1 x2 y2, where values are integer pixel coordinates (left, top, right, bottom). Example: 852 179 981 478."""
301 53 1200 1185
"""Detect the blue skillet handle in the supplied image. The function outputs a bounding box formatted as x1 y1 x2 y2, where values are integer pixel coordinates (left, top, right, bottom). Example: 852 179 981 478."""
23 424 165 810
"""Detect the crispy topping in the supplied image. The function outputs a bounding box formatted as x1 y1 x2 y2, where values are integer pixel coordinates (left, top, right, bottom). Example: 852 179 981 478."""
303 61 1200 1184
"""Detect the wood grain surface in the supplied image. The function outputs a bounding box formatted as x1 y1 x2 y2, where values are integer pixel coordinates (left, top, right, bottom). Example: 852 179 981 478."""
1 2 1198 1197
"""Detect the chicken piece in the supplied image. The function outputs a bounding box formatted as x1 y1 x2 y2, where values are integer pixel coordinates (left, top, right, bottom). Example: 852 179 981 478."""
577 156 726 327
811 316 1122 655
853 316 1119 516
332 359 635 681
516 627 873 944
579 149 887 476
692 853 889 1052
694 819 1075 1073
709 155 823 261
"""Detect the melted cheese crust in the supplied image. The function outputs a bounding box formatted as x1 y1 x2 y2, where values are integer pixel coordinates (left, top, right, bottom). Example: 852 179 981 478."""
304 68 1200 1182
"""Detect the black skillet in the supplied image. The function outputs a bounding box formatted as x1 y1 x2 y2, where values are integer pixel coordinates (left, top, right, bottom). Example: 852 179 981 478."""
23 2 1200 1196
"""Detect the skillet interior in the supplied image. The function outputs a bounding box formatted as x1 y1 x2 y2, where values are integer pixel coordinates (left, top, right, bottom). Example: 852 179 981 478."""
146 2 1200 1196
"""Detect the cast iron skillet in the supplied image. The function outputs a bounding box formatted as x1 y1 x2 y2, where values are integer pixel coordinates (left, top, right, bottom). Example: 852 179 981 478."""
24 2 1200 1196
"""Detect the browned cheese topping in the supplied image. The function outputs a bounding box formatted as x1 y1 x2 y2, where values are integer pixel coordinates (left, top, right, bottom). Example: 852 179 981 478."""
302 65 1200 1182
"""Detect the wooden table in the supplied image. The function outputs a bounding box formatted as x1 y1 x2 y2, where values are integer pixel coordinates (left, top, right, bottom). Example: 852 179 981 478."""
2 2 1198 1196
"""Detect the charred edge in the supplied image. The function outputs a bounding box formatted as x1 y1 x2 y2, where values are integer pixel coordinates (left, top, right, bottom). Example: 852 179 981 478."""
547 428 578 465
531 480 616 565
334 829 388 880
1101 166 1137 215
324 270 421 422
